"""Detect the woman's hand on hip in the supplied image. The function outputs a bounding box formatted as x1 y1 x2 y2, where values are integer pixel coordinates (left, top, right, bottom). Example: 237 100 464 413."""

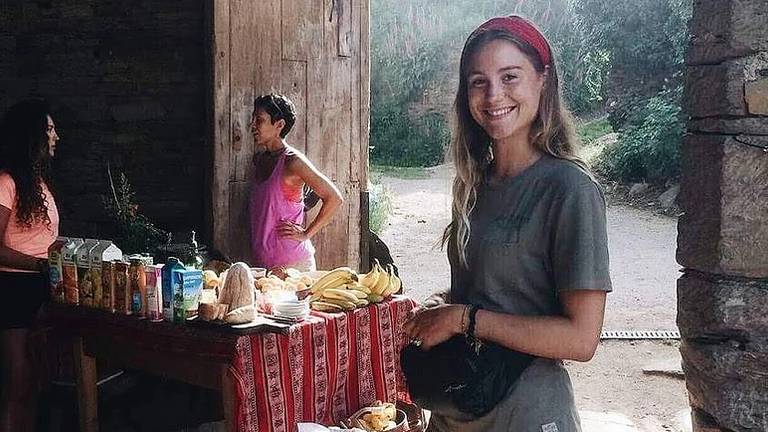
277 220 309 241
403 304 464 350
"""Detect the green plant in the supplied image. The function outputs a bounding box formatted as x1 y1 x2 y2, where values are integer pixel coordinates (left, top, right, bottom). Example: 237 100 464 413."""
368 177 394 235
594 87 683 182
577 116 613 145
370 102 449 167
102 166 169 254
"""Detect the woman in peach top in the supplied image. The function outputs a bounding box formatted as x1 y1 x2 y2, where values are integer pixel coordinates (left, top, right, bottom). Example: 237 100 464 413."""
0 99 60 432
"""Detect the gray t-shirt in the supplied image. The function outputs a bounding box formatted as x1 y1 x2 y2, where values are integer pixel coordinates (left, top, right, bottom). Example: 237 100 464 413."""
433 155 611 431
452 154 611 312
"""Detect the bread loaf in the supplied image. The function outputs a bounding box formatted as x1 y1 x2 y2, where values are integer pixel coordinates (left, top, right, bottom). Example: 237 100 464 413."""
224 304 255 324
218 262 255 313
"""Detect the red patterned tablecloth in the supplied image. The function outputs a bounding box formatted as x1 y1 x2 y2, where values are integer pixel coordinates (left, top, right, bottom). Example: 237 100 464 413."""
230 295 417 432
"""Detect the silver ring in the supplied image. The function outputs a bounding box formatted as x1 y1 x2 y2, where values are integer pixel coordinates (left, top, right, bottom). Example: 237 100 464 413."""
412 338 423 347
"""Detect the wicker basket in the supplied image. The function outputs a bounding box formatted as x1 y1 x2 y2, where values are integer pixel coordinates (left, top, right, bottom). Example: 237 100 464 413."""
340 400 425 431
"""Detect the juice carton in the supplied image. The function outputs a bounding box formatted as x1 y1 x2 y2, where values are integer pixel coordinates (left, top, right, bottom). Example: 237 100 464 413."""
75 239 99 307
172 269 203 324
47 236 68 302
101 261 116 312
125 254 154 267
146 264 164 322
161 258 185 321
128 258 147 318
88 241 122 309
113 261 130 314
62 238 84 304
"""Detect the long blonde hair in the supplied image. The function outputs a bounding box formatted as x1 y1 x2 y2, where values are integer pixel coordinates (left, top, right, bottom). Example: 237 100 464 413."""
443 27 591 267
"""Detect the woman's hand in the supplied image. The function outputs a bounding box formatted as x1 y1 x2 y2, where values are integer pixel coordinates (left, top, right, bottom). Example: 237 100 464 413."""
402 304 465 350
277 220 309 241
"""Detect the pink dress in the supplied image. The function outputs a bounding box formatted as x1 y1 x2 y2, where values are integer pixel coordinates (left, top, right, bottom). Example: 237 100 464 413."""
249 151 314 268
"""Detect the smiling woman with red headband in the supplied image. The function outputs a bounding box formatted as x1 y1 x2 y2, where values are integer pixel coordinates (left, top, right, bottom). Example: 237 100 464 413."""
402 16 611 431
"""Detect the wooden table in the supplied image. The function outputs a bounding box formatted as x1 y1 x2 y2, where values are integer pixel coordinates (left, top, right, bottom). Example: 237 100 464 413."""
46 303 241 432
46 296 415 432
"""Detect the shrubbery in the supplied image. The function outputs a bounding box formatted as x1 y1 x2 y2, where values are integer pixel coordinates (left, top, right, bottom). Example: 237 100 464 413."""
595 88 683 182
370 102 449 167
368 177 393 235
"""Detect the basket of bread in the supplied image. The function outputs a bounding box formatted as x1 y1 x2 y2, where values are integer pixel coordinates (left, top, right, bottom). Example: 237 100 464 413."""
341 401 408 432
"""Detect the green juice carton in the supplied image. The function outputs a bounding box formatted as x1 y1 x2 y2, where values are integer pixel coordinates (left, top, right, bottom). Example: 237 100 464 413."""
172 269 203 324
162 257 186 321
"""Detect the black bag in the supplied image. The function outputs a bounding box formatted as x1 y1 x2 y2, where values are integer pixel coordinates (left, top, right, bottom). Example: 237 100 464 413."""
400 336 534 418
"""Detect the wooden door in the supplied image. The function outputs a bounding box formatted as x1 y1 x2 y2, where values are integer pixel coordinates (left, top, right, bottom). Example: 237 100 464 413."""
209 0 370 270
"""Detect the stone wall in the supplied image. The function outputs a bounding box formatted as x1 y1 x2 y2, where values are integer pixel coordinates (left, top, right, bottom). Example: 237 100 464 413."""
679 1 768 430
0 1 207 239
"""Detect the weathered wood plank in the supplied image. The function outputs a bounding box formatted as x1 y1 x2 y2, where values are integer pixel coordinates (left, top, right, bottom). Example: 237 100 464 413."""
228 180 252 263
329 58 352 188
211 0 231 255
230 0 257 182
337 0 353 57
281 60 308 155
347 180 362 269
359 0 371 189
282 0 323 61
74 337 98 432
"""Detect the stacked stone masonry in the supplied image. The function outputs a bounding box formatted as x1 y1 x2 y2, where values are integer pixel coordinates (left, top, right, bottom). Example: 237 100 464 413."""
680 1 768 431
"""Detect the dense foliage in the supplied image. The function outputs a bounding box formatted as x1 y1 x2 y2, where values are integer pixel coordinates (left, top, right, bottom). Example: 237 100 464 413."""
370 0 692 182
102 167 168 254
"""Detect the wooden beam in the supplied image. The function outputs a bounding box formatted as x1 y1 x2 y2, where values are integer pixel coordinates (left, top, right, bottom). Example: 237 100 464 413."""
73 336 98 432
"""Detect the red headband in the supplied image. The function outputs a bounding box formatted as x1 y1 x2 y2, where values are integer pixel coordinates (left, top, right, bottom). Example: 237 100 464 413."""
470 16 552 67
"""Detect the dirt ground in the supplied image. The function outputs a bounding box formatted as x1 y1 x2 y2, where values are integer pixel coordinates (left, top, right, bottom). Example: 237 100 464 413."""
378 164 690 432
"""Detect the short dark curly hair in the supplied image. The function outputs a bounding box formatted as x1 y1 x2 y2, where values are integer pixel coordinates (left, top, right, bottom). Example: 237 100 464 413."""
253 93 297 138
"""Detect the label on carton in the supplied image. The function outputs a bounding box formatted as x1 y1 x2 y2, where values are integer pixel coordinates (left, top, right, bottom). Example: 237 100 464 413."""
172 269 203 324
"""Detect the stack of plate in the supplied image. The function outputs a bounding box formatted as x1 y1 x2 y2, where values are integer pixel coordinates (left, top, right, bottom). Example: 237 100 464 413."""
273 299 310 319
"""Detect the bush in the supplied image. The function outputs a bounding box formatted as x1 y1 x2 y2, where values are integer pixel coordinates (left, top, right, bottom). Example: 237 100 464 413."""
595 88 683 183
577 116 613 146
368 176 393 235
370 101 449 167
102 167 168 254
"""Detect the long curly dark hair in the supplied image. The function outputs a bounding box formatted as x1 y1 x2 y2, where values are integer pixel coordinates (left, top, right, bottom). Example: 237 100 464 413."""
0 99 54 229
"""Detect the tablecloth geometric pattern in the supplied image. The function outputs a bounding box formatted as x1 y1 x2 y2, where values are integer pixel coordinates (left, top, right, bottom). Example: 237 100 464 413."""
231 296 417 432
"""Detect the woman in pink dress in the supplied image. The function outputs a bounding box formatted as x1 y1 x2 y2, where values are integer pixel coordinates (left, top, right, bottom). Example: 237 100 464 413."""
249 94 343 272
0 99 61 432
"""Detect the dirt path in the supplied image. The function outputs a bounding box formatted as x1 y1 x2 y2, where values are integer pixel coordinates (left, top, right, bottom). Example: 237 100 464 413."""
378 165 690 431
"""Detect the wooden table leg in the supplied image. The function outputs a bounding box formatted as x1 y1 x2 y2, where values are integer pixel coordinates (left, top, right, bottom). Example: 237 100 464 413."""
73 336 98 432
221 365 237 432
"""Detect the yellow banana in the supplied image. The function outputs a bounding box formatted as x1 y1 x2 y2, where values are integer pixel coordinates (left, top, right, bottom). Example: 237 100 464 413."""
392 272 402 294
358 265 380 290
367 293 384 303
311 301 344 312
382 264 402 297
347 288 369 299
355 299 369 307
310 267 358 294
322 288 359 303
371 263 389 295
348 281 371 295
320 297 358 310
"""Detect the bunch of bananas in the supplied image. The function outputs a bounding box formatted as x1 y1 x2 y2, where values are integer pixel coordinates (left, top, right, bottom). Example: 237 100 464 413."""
358 260 402 300
308 262 403 312
309 267 367 312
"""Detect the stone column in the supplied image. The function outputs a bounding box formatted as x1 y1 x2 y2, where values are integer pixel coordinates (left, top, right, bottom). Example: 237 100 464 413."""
679 1 768 431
